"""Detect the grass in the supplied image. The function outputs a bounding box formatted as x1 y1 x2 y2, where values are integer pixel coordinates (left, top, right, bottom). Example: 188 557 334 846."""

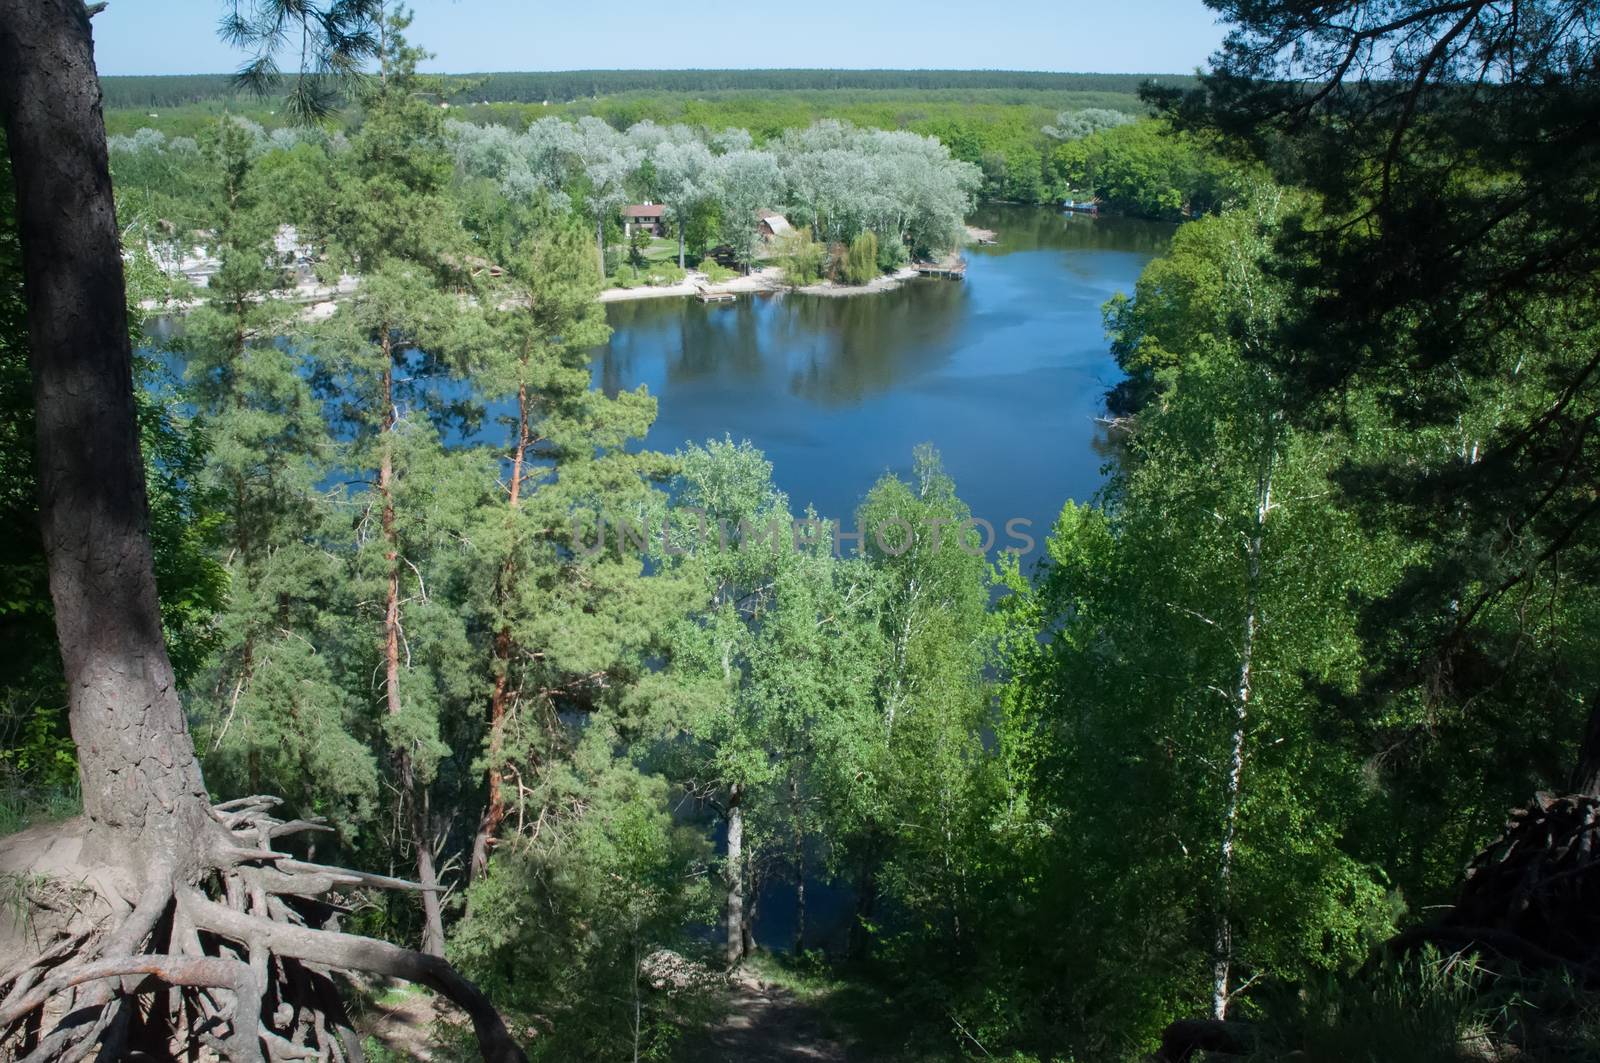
0 783 81 836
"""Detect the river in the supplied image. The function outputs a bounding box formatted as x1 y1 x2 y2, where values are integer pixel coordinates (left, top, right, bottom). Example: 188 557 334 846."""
593 204 1172 565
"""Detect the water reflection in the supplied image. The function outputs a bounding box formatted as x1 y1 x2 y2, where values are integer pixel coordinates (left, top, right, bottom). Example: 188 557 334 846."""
594 205 1172 554
145 206 1172 563
597 278 971 408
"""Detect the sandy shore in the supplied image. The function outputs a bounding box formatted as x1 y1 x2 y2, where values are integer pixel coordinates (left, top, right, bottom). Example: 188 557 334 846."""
144 256 943 320
597 264 924 303
140 273 359 320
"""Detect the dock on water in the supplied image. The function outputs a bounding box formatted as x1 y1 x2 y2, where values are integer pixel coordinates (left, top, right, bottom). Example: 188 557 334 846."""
696 287 737 303
915 260 967 280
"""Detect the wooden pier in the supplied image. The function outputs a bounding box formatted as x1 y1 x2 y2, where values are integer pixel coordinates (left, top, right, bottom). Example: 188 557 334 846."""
915 261 966 280
695 287 737 303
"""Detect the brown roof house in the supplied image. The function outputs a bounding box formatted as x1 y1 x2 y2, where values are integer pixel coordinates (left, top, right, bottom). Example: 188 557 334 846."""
621 203 668 238
757 209 793 240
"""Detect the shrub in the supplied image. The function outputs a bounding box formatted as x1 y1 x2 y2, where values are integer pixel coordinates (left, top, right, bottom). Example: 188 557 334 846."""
774 227 827 286
877 234 909 273
697 259 735 284
843 231 879 285
643 263 687 286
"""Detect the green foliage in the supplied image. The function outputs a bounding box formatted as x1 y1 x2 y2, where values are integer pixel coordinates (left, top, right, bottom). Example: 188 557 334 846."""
1248 952 1600 1063
698 259 737 283
774 226 827 285
1046 120 1247 219
451 726 715 1062
842 231 879 285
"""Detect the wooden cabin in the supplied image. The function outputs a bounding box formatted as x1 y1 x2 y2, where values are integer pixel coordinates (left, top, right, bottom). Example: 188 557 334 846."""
757 210 793 240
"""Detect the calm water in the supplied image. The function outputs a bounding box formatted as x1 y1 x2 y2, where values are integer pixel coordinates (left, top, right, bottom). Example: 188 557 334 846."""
594 205 1172 562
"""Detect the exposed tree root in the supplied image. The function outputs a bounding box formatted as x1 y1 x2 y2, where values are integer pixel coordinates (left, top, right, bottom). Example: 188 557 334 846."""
0 797 526 1062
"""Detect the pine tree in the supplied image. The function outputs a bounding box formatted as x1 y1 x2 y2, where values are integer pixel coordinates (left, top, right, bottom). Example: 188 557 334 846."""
185 116 376 830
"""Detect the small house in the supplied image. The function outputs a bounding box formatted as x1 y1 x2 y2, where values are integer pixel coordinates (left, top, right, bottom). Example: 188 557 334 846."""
622 204 668 238
757 210 792 240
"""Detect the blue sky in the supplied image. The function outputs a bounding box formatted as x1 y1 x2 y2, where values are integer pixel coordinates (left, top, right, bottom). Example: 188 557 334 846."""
92 1 1226 76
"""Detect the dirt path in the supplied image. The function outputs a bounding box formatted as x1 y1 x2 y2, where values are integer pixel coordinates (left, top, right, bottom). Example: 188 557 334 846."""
689 971 851 1063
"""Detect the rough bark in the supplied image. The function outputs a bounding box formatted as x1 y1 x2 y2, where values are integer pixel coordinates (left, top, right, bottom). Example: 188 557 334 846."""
0 0 217 883
377 352 446 957
470 382 529 881
725 786 744 968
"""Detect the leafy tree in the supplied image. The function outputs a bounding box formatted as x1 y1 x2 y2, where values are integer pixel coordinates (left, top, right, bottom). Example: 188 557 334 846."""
451 726 714 1062
636 439 881 965
650 135 715 268
711 149 781 273
843 230 879 285
1044 107 1137 141
572 116 641 276
773 225 827 286
846 448 995 965
1167 0 1600 906
994 194 1399 1052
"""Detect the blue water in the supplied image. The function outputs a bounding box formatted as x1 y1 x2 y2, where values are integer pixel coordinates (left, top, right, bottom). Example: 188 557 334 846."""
594 205 1171 564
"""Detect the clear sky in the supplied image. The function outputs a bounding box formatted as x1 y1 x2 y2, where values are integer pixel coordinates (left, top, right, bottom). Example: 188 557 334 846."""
91 1 1226 77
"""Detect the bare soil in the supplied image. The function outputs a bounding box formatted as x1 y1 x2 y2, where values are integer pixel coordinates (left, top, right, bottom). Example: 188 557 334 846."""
686 969 850 1063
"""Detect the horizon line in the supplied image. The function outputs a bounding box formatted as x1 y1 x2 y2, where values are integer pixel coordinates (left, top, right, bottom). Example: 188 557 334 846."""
99 66 1200 80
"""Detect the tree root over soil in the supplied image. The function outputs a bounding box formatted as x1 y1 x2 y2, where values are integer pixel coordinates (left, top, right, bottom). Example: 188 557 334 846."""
0 796 526 1062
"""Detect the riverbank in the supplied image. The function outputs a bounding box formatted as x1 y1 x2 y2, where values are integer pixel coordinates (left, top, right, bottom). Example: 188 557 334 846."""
139 261 931 319
138 272 358 320
597 264 925 304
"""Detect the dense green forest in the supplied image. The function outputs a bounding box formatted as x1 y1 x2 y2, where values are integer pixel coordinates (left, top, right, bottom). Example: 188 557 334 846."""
100 67 1232 217
4 2 1600 1062
100 68 1195 110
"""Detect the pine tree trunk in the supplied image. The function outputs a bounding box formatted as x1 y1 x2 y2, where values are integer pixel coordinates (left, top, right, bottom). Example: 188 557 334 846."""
0 0 217 879
471 382 529 880
725 786 744 968
379 355 446 957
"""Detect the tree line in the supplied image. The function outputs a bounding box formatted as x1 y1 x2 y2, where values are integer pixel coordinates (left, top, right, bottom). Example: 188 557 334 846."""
98 69 1196 111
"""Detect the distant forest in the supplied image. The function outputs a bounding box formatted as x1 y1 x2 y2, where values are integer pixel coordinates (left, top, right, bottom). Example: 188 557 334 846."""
100 68 1196 109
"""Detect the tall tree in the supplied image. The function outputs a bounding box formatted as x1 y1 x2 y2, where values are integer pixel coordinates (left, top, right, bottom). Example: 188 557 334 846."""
711 150 782 274
638 439 880 965
572 116 640 276
0 2 525 1059
652 137 715 269
309 11 481 956
463 206 676 879
185 116 376 828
